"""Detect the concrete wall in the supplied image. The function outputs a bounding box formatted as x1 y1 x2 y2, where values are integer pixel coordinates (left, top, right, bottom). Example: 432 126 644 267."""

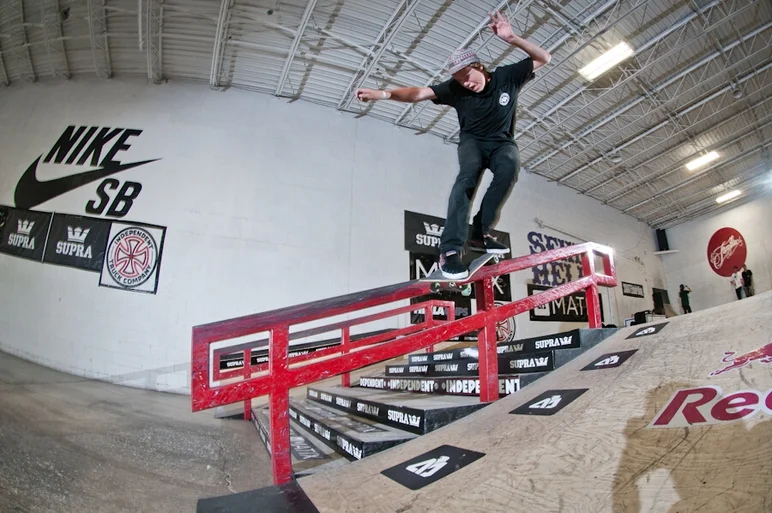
0 77 665 392
660 195 772 312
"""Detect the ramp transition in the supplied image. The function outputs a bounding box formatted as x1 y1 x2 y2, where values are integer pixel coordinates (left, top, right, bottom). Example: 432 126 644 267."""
210 291 772 513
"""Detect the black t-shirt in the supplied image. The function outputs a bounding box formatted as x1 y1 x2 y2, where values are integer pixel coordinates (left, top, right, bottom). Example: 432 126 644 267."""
742 269 752 286
679 290 690 306
430 57 535 142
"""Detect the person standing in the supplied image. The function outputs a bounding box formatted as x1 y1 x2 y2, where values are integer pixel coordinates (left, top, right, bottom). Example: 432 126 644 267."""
355 11 552 279
741 264 754 297
679 284 692 314
730 266 744 300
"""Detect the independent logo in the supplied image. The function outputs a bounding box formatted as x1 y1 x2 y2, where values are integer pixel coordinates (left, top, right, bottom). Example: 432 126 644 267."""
106 227 158 288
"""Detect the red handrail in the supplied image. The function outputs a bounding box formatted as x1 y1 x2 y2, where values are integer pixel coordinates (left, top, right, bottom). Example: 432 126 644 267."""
191 242 616 485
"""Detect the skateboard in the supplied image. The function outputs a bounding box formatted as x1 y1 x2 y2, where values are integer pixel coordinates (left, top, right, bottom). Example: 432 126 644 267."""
420 252 503 296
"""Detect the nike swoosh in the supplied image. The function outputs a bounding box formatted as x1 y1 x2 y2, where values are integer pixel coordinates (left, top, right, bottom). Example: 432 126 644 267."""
14 155 160 209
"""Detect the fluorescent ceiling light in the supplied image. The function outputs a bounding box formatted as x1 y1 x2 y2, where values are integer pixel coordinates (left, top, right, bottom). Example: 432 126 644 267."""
716 190 741 203
579 42 635 80
685 151 720 171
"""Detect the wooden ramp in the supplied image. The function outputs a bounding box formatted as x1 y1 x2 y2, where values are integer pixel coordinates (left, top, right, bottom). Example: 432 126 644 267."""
296 291 772 513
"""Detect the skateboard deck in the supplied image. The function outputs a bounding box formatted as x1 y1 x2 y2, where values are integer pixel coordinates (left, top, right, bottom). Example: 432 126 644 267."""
420 252 502 295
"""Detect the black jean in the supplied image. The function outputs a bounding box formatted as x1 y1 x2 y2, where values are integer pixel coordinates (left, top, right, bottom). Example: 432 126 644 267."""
439 138 520 254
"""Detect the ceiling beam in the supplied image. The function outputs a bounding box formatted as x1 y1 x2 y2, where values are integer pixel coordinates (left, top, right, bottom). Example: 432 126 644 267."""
210 0 234 87
337 0 422 111
12 0 36 82
275 0 318 96
86 0 112 78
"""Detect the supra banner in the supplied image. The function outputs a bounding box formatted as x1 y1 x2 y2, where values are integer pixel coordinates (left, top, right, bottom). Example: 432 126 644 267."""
43 213 112 272
0 207 52 262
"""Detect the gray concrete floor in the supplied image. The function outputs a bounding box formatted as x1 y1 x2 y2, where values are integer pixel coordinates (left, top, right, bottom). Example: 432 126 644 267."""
0 352 273 513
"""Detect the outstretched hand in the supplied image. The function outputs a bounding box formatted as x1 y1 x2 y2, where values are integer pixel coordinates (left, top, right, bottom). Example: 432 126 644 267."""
355 88 383 102
488 10 514 41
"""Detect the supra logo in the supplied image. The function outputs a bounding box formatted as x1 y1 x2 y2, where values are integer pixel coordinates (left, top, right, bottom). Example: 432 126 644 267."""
709 343 772 377
56 225 93 258
405 456 449 478
17 220 34 235
8 219 35 249
66 226 89 243
15 125 160 217
510 389 588 416
530 395 561 409
423 222 443 237
649 385 772 428
581 350 638 371
415 222 444 248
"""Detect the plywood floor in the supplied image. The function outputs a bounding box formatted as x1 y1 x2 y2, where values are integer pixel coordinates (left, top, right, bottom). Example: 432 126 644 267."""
297 292 772 513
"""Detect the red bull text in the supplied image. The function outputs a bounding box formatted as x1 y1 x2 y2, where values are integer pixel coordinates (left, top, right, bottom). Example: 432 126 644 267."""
649 385 772 428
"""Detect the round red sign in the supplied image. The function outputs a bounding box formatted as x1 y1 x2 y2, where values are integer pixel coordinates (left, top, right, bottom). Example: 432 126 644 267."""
706 227 747 277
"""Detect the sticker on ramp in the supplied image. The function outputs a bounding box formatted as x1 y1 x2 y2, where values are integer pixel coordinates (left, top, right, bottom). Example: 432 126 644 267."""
708 342 772 377
581 350 638 371
380 445 485 490
509 389 588 416
626 322 669 339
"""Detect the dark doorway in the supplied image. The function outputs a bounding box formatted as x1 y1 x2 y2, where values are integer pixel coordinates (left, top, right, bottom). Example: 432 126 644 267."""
652 288 669 315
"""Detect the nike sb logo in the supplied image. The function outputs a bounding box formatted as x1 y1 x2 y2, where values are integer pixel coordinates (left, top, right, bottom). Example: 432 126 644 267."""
14 125 160 218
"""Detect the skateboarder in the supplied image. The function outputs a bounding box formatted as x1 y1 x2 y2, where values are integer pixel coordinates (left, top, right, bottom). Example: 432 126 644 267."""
355 10 551 279
679 284 692 314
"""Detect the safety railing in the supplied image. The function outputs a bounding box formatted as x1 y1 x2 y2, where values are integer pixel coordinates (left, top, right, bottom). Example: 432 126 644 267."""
191 242 616 485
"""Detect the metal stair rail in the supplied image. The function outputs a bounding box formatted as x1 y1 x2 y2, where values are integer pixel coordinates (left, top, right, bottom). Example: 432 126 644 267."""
191 242 617 485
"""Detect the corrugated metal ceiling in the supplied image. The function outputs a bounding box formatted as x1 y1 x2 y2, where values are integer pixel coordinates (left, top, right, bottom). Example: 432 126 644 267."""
0 0 769 229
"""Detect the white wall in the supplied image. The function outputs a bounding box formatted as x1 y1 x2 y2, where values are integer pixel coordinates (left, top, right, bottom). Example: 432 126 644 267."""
0 76 665 392
660 195 772 312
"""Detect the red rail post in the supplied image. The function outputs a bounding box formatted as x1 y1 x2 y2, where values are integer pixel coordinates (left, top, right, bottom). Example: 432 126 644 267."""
341 327 351 387
242 348 251 420
476 277 498 402
268 326 293 485
582 250 602 329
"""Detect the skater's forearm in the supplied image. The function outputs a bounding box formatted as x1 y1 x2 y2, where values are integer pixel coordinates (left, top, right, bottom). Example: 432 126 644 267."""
502 34 551 69
384 87 437 103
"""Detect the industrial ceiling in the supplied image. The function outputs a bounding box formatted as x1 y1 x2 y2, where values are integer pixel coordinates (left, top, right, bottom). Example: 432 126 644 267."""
1 0 770 229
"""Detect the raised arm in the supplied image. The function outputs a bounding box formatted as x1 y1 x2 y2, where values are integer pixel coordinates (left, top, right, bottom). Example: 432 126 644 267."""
488 10 551 70
355 86 437 104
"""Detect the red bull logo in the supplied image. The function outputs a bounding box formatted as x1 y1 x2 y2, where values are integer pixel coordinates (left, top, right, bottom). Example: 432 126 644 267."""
709 343 772 377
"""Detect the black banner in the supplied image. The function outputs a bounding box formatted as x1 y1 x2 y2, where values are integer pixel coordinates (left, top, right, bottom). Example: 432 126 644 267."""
527 283 604 323
42 213 111 272
621 281 645 298
404 210 511 257
388 350 554 376
0 206 8 233
0 207 52 261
